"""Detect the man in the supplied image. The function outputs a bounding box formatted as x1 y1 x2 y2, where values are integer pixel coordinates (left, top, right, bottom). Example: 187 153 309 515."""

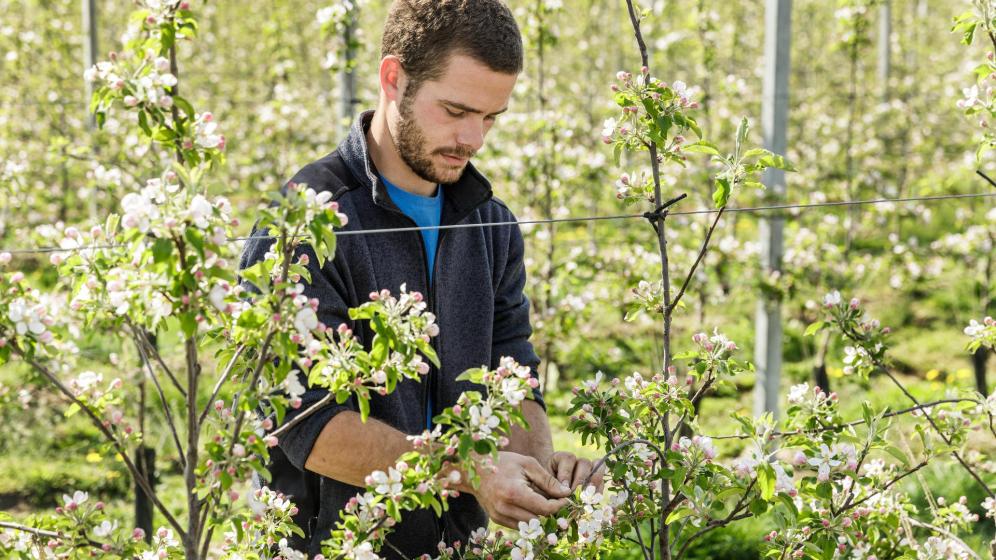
239 1 602 557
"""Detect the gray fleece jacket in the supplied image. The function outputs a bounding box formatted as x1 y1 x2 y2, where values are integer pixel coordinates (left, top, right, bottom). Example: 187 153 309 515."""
238 110 544 558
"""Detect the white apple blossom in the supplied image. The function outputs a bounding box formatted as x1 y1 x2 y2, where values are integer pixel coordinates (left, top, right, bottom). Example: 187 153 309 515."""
8 298 46 336
807 444 841 482
71 371 103 395
370 468 403 496
983 496 996 519
121 190 160 233
469 403 500 436
61 490 88 508
787 382 810 405
209 284 227 311
600 118 616 141
193 112 224 150
186 194 214 229
823 290 842 307
499 377 527 406
281 372 306 399
583 371 604 393
93 520 118 538
293 307 319 335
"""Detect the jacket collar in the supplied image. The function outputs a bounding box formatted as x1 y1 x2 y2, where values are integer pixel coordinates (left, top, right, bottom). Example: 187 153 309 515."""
339 110 494 225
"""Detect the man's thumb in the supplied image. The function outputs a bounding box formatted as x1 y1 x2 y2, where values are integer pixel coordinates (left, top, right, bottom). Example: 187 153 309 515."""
525 460 571 498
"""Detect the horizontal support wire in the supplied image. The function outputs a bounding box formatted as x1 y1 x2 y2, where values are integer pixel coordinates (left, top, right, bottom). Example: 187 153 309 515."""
1 190 995 256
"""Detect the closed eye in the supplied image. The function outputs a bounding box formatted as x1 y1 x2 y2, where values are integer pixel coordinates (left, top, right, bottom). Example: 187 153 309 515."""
444 108 466 118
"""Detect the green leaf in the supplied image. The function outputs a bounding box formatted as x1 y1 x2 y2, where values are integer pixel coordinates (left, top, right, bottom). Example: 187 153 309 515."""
152 237 173 263
358 396 370 422
179 312 197 338
712 176 731 208
665 506 695 525
137 111 152 136
882 444 909 467
758 153 796 172
757 464 776 501
735 117 750 158
682 141 721 156
804 321 826 337
173 96 195 119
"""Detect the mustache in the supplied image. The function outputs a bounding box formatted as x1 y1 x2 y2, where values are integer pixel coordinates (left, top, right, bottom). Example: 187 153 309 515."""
433 146 476 159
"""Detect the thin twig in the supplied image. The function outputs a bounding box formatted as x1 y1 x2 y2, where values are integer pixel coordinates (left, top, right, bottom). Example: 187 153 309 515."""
12 345 185 538
906 519 981 560
0 522 108 550
668 207 726 314
704 398 979 440
873 362 994 499
134 324 187 398
198 343 248 426
269 392 334 439
129 322 186 469
840 459 929 513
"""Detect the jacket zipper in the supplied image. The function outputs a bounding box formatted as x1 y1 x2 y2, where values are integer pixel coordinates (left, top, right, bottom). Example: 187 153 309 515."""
378 205 447 546
375 184 492 548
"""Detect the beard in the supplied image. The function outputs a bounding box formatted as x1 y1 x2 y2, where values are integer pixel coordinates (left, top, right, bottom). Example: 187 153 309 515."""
393 91 476 185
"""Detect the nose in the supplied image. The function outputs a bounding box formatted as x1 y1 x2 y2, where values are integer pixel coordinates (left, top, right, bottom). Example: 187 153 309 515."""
455 117 485 153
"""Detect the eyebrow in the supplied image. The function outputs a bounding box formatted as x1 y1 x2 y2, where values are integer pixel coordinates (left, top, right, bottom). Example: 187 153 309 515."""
440 100 508 117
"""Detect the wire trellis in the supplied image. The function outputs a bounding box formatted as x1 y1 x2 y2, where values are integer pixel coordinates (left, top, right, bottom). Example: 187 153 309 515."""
1 190 994 256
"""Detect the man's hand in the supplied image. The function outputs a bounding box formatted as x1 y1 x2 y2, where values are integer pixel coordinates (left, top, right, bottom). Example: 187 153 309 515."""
548 451 604 493
471 451 572 528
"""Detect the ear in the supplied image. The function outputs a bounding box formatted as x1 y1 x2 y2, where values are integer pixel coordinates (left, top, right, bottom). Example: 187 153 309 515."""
379 55 406 103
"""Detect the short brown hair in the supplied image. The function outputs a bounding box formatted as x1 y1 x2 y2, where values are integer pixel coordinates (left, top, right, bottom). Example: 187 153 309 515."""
382 0 523 94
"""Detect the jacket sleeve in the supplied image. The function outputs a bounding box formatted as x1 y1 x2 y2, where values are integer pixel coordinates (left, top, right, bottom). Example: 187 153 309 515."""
239 229 358 472
490 215 545 410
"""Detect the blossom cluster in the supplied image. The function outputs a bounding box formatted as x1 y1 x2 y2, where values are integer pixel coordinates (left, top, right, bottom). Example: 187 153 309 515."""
814 291 890 379
320 358 539 558
964 316 996 352
601 68 702 170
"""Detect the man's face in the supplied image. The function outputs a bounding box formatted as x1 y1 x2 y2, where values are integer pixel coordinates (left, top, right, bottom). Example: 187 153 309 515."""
390 53 517 185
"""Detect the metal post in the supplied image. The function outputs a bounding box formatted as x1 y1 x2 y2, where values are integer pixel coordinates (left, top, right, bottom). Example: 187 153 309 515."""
82 0 98 129
754 0 791 418
878 0 891 101
339 13 358 133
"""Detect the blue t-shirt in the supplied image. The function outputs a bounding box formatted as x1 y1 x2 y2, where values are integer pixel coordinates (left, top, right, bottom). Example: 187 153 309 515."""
380 175 443 430
380 175 444 281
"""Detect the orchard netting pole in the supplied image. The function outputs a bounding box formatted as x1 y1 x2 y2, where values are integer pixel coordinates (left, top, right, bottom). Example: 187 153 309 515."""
82 0 97 130
753 0 791 418
879 0 891 101
82 0 98 221
340 11 358 133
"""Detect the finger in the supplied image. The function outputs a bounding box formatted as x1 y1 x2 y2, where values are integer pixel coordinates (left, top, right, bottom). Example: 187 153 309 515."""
554 454 575 487
495 501 543 527
570 459 593 491
589 462 606 492
524 459 572 498
510 484 571 517
490 510 521 530
590 466 606 492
